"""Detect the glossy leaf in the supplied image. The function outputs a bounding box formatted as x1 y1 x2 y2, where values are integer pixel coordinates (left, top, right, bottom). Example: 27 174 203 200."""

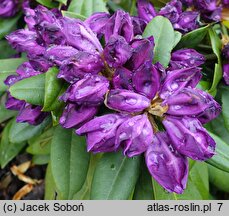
173 31 182 48
0 57 26 92
143 16 175 67
43 67 65 112
51 126 90 199
36 0 58 8
152 161 209 200
57 0 68 4
133 159 154 200
32 154 50 165
0 40 17 59
91 151 141 200
68 0 108 17
9 73 45 106
206 132 229 173
0 120 26 168
176 25 209 49
208 28 222 93
0 14 21 39
61 11 86 20
9 117 50 144
45 162 57 200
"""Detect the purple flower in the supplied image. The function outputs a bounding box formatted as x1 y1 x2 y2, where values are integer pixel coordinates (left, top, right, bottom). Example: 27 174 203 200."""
115 114 154 157
131 16 147 36
194 0 217 12
58 52 104 83
160 67 202 99
5 94 25 111
85 12 110 38
174 11 199 33
223 64 229 85
222 0 229 7
61 17 103 53
76 114 128 153
180 0 193 6
6 29 45 56
105 89 150 113
28 56 51 72
163 116 216 161
159 0 182 24
104 36 132 68
104 10 134 43
60 74 109 105
137 0 157 23
127 37 154 71
132 61 160 99
201 7 222 22
16 103 47 125
145 132 188 194
60 103 98 129
112 67 134 91
44 45 79 66
170 49 205 70
0 0 18 18
223 44 229 60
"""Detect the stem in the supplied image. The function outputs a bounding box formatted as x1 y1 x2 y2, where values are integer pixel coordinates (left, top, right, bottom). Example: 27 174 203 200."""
130 0 136 16
197 44 212 50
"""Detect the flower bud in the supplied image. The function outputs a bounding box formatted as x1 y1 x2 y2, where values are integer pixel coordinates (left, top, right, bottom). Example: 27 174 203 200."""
201 7 222 22
6 29 45 56
60 103 98 129
145 132 188 194
174 11 199 33
133 61 160 99
104 36 132 68
137 0 157 23
85 12 110 38
163 116 216 161
127 37 154 70
223 64 229 85
76 114 128 153
112 67 134 91
60 74 109 105
0 0 18 18
104 10 134 43
160 67 202 99
16 103 47 125
61 17 103 53
170 49 205 70
162 88 221 124
28 56 51 72
194 0 217 11
159 0 182 24
223 44 229 60
115 114 154 157
5 94 25 111
105 89 150 113
44 45 79 66
58 52 104 83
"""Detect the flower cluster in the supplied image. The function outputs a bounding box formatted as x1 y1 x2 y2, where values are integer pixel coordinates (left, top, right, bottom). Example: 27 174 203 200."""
5 5 221 193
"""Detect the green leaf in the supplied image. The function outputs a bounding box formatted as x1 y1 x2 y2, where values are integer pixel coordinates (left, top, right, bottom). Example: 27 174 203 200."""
0 14 21 39
208 28 222 94
208 164 229 193
61 11 87 20
51 126 90 200
45 162 57 200
143 16 175 67
43 67 65 112
36 0 58 8
9 117 51 144
206 132 229 173
32 154 50 165
133 160 154 200
27 127 53 155
0 57 26 92
0 40 17 59
9 73 45 106
68 0 108 17
176 25 209 49
56 0 68 4
152 161 209 200
0 120 26 168
173 31 182 48
221 87 229 131
91 151 141 200
0 94 17 123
